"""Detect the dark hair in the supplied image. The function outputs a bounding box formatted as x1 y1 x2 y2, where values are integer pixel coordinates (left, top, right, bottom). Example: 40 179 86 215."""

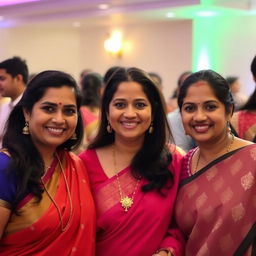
103 66 123 87
81 72 103 108
177 71 192 88
251 55 256 78
2 70 83 210
178 69 234 115
0 56 29 84
148 72 162 86
89 67 173 192
226 76 239 87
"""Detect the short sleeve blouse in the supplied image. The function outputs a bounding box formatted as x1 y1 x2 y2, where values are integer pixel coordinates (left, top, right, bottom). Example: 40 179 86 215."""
0 152 17 209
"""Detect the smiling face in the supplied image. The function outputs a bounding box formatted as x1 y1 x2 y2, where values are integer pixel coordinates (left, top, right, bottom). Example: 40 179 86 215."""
23 86 78 155
181 81 232 145
108 81 152 144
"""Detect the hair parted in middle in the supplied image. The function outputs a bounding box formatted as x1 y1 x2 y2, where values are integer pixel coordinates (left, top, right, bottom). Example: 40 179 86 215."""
89 67 174 192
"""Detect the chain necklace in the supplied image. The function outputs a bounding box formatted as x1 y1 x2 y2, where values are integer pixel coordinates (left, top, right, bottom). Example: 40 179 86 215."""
112 145 140 212
41 153 73 232
194 133 235 173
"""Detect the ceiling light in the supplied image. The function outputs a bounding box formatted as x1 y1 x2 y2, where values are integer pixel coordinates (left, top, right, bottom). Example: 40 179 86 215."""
166 12 175 18
98 4 109 10
197 11 218 17
73 21 81 28
0 0 40 7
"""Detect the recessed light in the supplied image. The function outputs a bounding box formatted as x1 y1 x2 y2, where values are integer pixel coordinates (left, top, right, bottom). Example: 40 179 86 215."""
98 4 109 10
73 21 81 28
166 12 175 18
197 11 218 17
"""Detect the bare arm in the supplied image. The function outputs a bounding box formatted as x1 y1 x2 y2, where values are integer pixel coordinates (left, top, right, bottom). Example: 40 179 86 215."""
0 206 11 239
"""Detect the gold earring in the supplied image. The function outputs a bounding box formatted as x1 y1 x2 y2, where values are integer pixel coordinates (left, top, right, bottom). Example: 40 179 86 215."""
227 121 231 133
70 133 77 140
22 121 30 135
149 123 153 134
107 123 112 133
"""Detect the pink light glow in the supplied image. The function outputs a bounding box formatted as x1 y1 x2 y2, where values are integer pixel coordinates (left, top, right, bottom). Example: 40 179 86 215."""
0 0 40 7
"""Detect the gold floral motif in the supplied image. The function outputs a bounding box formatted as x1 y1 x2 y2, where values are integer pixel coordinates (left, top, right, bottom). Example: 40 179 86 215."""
250 148 256 160
213 177 224 191
241 172 254 191
220 234 234 251
231 203 245 222
206 167 218 181
187 183 199 198
220 187 233 204
230 159 242 175
196 192 207 209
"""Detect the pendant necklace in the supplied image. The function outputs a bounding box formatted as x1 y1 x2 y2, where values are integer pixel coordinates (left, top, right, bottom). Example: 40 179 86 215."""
41 153 73 232
112 145 140 212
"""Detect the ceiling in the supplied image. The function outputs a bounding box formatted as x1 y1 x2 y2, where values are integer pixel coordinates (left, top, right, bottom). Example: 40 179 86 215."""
0 0 255 28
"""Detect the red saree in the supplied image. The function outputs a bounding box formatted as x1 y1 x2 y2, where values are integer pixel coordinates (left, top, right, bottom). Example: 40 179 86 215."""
0 150 96 256
79 145 185 256
175 144 256 256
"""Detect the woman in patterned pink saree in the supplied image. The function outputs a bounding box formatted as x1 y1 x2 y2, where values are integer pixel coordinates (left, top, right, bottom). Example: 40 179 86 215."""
0 71 95 255
80 67 185 256
176 69 255 255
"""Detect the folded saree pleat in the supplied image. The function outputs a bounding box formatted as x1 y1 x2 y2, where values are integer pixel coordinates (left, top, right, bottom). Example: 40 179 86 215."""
0 150 96 256
176 144 256 256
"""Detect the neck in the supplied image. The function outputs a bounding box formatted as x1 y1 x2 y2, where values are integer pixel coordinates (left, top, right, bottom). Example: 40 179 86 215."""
197 133 234 161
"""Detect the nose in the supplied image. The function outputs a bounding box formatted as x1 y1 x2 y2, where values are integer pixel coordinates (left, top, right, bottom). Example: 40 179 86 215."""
52 110 65 124
123 105 136 118
193 108 207 121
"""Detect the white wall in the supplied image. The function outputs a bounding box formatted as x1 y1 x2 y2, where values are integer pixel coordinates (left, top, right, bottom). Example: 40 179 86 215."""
0 20 192 99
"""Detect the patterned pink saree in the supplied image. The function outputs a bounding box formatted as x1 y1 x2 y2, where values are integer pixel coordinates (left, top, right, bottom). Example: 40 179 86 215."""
176 144 256 256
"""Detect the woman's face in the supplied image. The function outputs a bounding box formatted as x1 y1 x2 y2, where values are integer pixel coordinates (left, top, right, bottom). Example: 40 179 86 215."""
181 81 231 145
23 86 78 155
108 81 152 145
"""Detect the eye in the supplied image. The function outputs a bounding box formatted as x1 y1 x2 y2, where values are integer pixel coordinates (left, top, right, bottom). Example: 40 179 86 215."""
205 104 217 111
135 102 147 109
63 108 77 116
114 102 126 109
42 106 55 113
183 104 195 113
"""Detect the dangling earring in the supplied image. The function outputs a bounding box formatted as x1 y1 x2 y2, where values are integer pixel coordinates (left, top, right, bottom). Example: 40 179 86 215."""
107 122 112 133
149 122 154 134
22 121 30 135
227 121 232 134
70 133 77 140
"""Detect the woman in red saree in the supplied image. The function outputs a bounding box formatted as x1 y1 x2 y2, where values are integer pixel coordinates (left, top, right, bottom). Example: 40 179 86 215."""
0 71 95 255
176 69 255 255
80 67 185 256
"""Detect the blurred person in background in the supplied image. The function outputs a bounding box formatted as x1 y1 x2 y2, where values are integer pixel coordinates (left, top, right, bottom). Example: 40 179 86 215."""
226 76 248 111
80 72 103 149
231 55 256 142
0 56 28 147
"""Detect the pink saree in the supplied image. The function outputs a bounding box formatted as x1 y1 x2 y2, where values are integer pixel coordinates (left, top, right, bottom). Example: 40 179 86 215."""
0 150 96 256
79 146 185 256
175 144 256 256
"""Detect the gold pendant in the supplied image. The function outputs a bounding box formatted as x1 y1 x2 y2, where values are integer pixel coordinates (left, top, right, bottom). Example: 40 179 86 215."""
120 196 133 212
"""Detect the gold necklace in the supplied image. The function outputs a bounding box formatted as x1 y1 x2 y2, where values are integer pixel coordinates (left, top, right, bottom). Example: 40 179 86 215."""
112 145 140 212
194 133 235 173
41 153 73 232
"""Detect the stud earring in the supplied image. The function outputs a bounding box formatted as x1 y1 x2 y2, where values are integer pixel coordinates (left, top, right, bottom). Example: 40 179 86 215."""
149 122 154 134
22 121 30 135
107 122 112 133
70 133 77 140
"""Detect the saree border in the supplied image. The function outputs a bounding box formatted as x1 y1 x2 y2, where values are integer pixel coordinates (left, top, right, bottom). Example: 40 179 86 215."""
180 148 242 187
234 222 256 256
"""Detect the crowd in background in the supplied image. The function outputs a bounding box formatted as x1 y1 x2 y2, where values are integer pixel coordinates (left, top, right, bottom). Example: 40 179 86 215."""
0 55 256 255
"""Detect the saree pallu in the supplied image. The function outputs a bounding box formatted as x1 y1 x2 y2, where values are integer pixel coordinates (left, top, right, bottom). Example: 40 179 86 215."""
237 111 256 142
0 150 96 256
80 147 185 256
175 144 256 256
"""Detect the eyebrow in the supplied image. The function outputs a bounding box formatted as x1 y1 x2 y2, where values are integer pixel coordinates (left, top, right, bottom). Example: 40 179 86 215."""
41 102 76 108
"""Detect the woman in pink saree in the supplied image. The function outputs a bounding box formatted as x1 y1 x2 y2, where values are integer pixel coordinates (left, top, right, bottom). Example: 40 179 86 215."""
176 69 255 255
80 67 185 256
0 71 95 255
